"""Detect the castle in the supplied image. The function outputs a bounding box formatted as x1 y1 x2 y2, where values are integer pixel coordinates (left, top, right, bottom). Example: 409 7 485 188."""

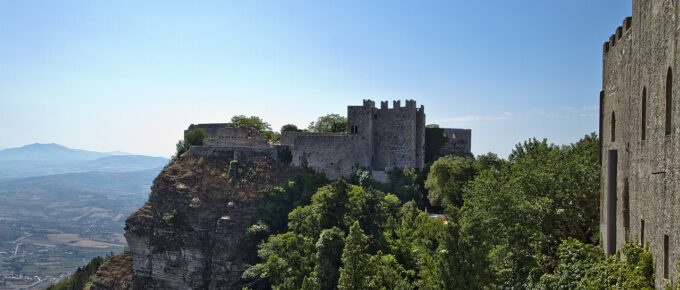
600 0 680 285
186 99 471 181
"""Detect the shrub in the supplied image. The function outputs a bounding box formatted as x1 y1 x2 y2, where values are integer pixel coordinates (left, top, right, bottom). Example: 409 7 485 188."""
175 127 208 157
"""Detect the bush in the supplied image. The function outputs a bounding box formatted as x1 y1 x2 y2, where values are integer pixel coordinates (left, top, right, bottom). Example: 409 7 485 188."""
175 128 208 157
228 160 239 182
281 124 299 132
278 146 293 163
308 114 347 133
47 256 105 290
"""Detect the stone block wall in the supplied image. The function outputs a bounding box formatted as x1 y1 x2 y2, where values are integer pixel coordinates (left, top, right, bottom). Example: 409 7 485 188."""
290 134 366 179
186 100 471 181
371 100 419 171
600 1 680 285
441 128 472 158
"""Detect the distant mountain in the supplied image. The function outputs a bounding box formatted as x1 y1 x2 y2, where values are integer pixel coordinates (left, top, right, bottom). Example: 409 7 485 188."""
69 155 169 173
0 168 161 237
0 143 111 161
0 143 168 179
0 167 162 197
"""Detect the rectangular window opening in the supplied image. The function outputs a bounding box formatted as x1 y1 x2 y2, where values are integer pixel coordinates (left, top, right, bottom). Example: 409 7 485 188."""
606 150 618 256
640 219 645 245
664 234 670 279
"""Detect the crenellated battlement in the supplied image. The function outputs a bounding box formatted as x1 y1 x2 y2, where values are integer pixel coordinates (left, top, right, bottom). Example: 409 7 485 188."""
373 99 421 110
603 16 633 55
186 99 469 180
362 99 375 108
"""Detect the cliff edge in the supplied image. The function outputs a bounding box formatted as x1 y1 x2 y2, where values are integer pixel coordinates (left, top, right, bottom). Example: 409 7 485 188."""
118 149 294 289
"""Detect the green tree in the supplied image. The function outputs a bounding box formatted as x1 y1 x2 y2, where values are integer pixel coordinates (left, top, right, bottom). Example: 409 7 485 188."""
435 205 494 290
385 168 424 204
475 152 504 172
367 253 413 290
536 238 603 289
312 181 351 230
579 243 654 290
230 115 281 141
281 124 299 132
47 256 105 290
175 127 208 157
338 222 371 290
258 169 328 234
308 114 347 133
243 232 315 290
345 185 390 251
312 227 345 290
230 115 272 132
459 134 601 288
424 155 477 207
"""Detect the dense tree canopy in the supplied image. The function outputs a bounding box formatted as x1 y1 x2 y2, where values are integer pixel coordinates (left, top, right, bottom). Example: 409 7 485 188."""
281 124 299 132
307 114 347 133
243 132 659 290
231 115 272 132
230 115 281 141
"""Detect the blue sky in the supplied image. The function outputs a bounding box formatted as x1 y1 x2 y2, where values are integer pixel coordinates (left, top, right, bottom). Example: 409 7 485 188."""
0 1 630 157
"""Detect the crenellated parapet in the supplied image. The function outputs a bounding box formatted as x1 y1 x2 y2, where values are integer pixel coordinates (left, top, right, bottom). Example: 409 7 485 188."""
603 16 633 55
184 99 469 180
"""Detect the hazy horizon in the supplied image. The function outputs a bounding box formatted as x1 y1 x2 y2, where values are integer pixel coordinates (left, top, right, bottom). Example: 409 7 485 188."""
0 1 631 157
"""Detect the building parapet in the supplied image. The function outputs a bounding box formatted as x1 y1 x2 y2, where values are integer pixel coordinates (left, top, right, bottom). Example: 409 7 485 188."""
604 16 633 55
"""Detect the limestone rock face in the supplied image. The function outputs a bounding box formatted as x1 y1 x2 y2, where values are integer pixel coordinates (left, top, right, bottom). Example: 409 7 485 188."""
125 150 293 289
90 252 133 290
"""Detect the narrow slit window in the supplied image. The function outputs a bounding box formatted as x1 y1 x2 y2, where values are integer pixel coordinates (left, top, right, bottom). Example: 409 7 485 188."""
664 234 670 279
640 219 645 245
642 87 647 140
666 67 673 136
611 111 616 142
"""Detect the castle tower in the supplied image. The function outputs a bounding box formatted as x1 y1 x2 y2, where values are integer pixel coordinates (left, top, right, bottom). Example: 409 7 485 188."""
600 1 680 285
370 99 424 171
346 99 376 168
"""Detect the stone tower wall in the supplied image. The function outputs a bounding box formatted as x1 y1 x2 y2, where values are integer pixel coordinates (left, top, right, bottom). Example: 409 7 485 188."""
187 100 468 180
347 100 376 168
371 100 420 171
600 1 680 285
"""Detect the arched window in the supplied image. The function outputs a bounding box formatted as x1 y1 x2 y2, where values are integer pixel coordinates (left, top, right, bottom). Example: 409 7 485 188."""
642 87 647 140
611 111 616 142
666 67 673 135
350 125 358 134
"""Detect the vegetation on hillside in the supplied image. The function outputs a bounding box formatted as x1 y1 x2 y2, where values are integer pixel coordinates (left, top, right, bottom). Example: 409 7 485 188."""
47 256 104 290
241 132 656 289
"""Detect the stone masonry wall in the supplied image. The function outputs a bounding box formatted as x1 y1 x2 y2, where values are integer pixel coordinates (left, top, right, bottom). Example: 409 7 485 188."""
290 134 366 179
441 128 472 158
600 1 680 285
188 100 470 181
372 100 419 171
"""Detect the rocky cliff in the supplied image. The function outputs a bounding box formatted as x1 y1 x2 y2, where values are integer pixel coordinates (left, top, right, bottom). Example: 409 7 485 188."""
119 149 295 289
90 252 133 290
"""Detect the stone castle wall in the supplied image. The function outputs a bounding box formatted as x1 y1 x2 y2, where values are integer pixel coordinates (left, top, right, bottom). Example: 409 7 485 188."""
371 100 420 171
600 1 680 285
187 124 268 148
186 100 471 181
441 128 472 158
290 134 364 179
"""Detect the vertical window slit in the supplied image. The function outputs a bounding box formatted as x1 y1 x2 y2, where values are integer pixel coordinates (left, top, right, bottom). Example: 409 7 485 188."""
666 67 673 136
642 87 647 140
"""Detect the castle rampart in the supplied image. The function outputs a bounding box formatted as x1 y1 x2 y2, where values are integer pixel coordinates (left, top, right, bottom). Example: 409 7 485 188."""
600 1 680 285
186 100 471 181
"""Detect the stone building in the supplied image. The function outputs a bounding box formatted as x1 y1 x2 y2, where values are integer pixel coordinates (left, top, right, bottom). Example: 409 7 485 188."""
600 1 680 285
187 99 472 181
